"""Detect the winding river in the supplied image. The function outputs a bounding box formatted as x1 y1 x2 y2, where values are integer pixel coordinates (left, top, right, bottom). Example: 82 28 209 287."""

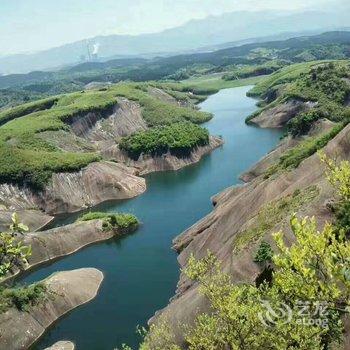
24 85 283 350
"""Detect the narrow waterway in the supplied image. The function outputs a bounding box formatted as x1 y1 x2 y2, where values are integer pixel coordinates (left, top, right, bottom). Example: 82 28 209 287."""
24 86 283 350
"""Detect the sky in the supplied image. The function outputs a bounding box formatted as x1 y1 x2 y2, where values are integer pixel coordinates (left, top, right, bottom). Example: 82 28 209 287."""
0 0 335 55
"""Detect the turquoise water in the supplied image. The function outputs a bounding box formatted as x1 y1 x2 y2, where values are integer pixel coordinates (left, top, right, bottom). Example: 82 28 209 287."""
24 86 283 350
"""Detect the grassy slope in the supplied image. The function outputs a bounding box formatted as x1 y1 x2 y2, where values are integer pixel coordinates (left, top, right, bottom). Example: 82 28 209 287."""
179 74 266 93
0 82 212 189
247 59 350 178
248 60 347 97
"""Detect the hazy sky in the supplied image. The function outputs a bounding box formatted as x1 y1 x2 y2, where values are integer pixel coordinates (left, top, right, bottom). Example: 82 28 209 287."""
0 0 334 55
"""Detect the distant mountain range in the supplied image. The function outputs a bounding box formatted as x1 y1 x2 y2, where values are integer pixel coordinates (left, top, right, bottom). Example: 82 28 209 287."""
1 8 349 74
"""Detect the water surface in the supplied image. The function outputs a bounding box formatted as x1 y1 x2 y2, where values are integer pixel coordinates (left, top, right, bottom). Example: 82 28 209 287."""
25 86 282 349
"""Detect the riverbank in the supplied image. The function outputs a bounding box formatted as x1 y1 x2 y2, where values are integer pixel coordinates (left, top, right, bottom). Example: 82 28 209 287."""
20 85 283 349
0 268 103 350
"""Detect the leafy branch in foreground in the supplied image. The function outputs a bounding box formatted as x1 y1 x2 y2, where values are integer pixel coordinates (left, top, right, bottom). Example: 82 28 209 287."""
0 213 31 278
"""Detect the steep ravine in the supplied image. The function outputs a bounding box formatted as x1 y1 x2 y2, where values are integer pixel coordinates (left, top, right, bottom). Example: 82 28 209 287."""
21 86 283 349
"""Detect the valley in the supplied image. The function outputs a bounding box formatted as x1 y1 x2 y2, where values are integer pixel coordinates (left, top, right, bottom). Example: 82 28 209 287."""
0 25 349 350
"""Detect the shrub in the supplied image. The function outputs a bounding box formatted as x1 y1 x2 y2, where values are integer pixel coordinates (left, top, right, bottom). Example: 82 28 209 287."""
78 212 139 232
321 154 350 234
0 214 31 278
254 241 274 263
1 283 46 311
119 122 209 159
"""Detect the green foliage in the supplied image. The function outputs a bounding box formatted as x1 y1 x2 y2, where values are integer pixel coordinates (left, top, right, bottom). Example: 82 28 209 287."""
222 61 287 81
249 61 350 134
108 84 212 126
0 96 59 125
119 122 209 159
79 212 139 232
265 123 345 178
321 154 350 234
0 283 46 312
0 81 212 189
254 241 274 263
247 61 327 97
139 321 181 350
9 212 29 235
0 215 31 278
273 215 350 304
287 109 321 137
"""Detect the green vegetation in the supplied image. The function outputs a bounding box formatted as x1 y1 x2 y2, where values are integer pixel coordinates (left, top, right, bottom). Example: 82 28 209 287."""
253 241 274 263
0 283 47 313
2 31 350 110
247 60 338 97
140 158 350 350
79 211 139 232
248 61 350 133
177 74 265 95
321 153 350 235
0 213 31 278
119 122 209 159
265 123 344 178
232 186 319 252
0 96 59 125
0 82 212 189
222 61 287 81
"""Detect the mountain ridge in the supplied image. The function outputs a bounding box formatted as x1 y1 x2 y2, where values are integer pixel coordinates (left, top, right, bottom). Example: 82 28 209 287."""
1 8 349 74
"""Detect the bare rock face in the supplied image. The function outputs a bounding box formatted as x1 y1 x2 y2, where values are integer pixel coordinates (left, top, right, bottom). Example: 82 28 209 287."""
241 119 338 183
240 136 299 182
0 220 120 283
154 124 350 344
70 98 147 149
308 118 336 136
40 161 146 215
250 99 316 128
104 136 224 175
0 268 103 350
0 184 54 231
0 209 53 232
0 161 146 221
44 341 75 350
0 219 124 281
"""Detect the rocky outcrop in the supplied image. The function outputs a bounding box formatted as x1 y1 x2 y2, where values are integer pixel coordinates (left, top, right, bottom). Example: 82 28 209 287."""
1 219 131 282
0 185 54 231
154 124 350 343
240 119 337 183
0 268 103 350
44 341 75 350
0 209 53 232
0 161 146 222
103 136 224 175
39 161 146 215
250 99 316 128
240 136 299 182
70 98 147 148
